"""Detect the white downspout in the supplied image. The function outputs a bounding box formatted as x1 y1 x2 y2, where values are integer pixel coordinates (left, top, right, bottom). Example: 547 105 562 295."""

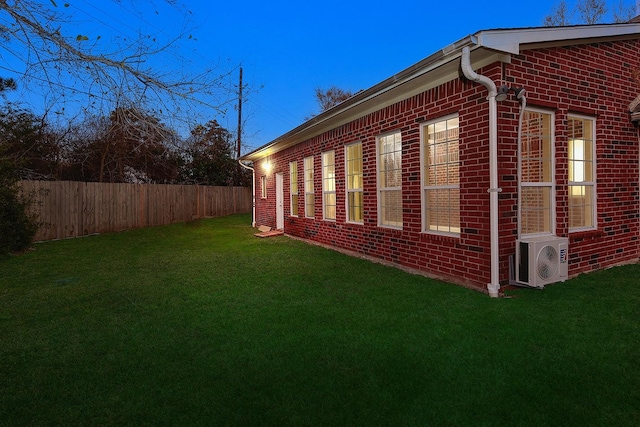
238 160 256 227
461 46 501 298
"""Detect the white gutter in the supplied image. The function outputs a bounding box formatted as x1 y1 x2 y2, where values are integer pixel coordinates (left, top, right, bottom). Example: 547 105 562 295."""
238 160 256 227
460 46 501 298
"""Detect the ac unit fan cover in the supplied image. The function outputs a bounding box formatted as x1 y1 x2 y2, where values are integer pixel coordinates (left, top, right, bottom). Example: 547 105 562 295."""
537 245 559 280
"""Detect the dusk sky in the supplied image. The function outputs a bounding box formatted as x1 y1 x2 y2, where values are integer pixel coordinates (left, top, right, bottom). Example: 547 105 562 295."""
3 0 639 152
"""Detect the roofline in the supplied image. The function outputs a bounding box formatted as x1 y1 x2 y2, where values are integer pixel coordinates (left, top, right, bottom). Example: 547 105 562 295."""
241 21 640 162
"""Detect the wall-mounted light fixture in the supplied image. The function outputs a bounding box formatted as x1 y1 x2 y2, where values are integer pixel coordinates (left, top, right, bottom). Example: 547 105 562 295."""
513 87 526 100
496 85 526 102
263 158 272 173
496 84 510 102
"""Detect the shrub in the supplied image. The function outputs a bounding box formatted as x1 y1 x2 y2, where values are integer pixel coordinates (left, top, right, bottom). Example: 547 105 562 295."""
0 184 38 255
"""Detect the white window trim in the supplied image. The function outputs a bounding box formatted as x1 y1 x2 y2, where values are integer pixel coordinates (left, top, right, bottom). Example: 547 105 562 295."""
567 114 597 232
376 131 403 229
261 175 267 199
304 156 314 219
289 161 298 217
420 114 460 237
520 107 556 237
345 142 363 224
322 150 336 221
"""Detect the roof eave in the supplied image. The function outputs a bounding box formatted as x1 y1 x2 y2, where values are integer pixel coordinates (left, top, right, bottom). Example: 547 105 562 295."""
240 35 478 162
240 22 640 162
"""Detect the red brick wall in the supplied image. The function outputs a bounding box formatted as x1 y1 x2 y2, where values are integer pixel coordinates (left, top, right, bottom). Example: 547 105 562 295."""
503 40 640 274
254 38 640 290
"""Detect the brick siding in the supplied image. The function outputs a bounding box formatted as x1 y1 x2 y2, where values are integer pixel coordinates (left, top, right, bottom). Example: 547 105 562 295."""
254 39 640 291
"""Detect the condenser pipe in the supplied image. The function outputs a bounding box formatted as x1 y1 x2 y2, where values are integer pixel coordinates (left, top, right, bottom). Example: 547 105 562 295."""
238 160 256 227
460 46 501 298
516 90 527 239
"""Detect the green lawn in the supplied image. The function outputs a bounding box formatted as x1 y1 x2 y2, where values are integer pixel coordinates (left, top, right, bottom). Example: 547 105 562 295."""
1 214 639 426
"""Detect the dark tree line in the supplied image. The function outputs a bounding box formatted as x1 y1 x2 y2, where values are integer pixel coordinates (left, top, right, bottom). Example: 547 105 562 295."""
1 97 250 187
1 86 251 255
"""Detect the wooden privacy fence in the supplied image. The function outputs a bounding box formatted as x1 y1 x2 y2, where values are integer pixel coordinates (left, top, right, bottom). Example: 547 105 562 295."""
18 181 252 242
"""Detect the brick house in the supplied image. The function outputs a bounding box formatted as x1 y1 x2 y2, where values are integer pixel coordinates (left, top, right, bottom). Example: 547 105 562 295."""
239 21 640 297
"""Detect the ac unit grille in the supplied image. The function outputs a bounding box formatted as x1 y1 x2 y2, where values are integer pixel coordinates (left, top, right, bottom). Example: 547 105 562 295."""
537 245 558 280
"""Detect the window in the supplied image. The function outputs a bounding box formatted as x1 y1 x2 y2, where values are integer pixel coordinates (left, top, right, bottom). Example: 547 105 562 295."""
377 131 402 228
520 109 555 235
289 161 298 216
261 175 267 199
568 115 596 231
345 142 363 223
422 115 460 235
304 156 314 218
322 151 336 220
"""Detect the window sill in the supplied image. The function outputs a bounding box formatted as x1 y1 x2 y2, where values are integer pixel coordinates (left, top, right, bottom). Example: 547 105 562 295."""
421 231 460 241
378 224 403 231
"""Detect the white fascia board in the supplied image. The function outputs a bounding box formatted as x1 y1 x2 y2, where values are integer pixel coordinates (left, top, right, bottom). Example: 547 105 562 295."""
475 23 640 55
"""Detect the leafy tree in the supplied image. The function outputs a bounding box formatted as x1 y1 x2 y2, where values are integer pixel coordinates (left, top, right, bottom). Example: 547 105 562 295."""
101 106 181 183
180 120 239 186
0 80 39 254
63 106 181 183
0 104 61 180
0 77 16 92
58 115 111 182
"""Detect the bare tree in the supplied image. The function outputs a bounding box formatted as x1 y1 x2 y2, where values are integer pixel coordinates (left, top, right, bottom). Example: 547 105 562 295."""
577 0 607 23
305 86 354 120
612 0 638 21
0 0 236 129
314 86 354 112
544 0 636 25
544 0 573 26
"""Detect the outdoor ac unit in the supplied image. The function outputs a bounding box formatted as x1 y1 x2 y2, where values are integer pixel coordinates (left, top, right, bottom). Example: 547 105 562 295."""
516 236 569 288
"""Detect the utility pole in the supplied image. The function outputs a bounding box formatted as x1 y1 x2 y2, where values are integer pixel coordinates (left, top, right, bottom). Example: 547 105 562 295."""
237 67 243 159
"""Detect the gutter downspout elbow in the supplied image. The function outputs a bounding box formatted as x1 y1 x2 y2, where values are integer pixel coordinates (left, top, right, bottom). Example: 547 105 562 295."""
461 46 501 298
460 47 498 98
238 159 256 228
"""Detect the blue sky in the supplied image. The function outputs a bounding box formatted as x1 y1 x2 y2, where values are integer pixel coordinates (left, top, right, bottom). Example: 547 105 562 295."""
2 0 638 152
206 0 563 151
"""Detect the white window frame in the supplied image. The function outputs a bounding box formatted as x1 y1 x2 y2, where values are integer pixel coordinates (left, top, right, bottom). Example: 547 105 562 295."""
345 142 364 224
322 151 336 221
420 114 460 236
260 175 267 199
304 156 315 218
376 130 403 229
520 107 556 237
289 161 298 217
567 114 597 232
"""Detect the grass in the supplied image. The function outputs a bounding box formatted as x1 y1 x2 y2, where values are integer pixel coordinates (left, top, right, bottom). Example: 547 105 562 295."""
1 213 639 426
